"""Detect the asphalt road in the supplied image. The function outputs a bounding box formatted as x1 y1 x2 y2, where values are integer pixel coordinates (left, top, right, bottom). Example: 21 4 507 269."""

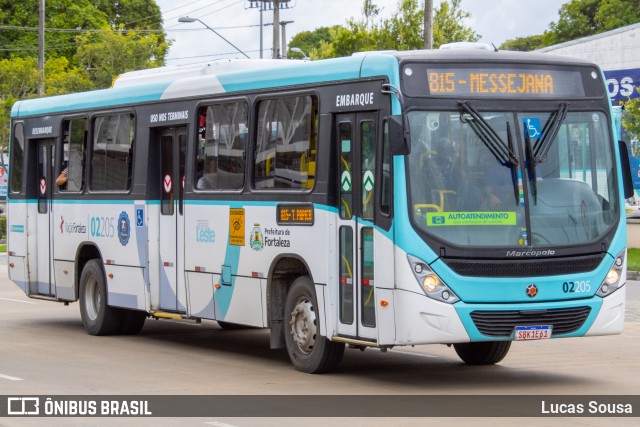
1 265 639 426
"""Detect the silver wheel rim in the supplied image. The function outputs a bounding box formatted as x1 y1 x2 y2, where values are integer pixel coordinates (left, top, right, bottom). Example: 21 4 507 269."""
84 276 100 321
288 296 317 354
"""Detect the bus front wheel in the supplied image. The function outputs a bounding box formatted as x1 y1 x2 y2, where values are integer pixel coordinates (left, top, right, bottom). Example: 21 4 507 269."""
79 259 122 336
284 276 344 373
453 341 511 365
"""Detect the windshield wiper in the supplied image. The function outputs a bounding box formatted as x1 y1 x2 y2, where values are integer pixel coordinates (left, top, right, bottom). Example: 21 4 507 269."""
506 122 520 205
532 102 569 164
459 101 519 166
459 101 520 205
524 126 538 204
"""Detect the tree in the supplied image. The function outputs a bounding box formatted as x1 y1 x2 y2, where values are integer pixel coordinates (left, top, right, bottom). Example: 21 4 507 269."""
499 35 546 52
0 0 165 65
0 1 168 156
432 0 480 48
623 92 640 142
0 0 108 62
287 26 341 59
500 0 640 50
76 28 169 89
301 0 479 59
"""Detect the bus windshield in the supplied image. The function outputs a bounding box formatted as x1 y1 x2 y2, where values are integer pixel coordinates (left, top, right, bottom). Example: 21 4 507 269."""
407 109 618 247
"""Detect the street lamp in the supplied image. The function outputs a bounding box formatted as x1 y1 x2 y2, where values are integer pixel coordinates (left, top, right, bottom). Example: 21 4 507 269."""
290 47 309 60
178 16 250 59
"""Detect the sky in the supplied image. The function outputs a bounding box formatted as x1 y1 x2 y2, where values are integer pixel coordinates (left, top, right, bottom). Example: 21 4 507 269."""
156 0 566 64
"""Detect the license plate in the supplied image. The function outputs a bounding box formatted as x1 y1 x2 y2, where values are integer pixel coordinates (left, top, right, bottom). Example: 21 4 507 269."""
514 325 552 340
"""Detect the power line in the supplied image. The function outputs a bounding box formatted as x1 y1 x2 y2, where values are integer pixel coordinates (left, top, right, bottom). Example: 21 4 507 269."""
0 24 260 34
165 48 262 61
121 0 212 27
163 0 233 23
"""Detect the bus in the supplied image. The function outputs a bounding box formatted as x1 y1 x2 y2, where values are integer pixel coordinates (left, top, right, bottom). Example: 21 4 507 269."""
7 48 634 373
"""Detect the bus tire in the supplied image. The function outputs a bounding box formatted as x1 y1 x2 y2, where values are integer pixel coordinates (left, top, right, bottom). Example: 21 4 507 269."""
117 309 147 335
79 259 121 336
284 276 344 373
453 341 511 365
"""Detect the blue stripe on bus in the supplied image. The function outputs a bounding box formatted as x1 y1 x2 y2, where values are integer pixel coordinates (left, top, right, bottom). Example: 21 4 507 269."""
217 56 365 93
11 82 173 117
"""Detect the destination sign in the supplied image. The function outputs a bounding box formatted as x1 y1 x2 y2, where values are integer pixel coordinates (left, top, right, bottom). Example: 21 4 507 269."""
401 64 604 99
277 204 314 226
426 68 584 98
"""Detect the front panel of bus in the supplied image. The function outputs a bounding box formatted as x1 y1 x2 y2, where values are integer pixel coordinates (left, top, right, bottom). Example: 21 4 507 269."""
392 60 626 344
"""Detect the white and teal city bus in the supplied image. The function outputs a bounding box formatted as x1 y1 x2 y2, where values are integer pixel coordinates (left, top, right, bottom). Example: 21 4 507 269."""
7 48 634 373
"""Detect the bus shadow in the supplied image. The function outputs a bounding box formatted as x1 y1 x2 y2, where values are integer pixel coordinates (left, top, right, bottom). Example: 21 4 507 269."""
28 317 593 391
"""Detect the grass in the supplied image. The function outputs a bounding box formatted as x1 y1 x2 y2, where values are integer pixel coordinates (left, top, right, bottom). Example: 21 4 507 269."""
628 248 640 272
0 244 5 253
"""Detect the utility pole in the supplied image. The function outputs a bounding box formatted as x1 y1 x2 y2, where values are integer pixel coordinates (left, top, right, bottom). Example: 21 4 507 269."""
423 0 433 49
272 0 280 58
246 1 294 59
280 20 293 58
38 0 45 96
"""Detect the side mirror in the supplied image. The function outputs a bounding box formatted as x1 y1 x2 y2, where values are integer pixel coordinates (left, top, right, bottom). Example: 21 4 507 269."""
619 140 634 199
389 115 410 155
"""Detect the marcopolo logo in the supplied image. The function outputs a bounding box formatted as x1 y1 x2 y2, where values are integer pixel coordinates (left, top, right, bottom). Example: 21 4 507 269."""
506 249 556 257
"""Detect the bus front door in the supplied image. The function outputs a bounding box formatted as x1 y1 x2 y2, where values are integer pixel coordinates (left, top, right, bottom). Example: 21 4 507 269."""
335 113 378 342
32 139 56 296
158 126 188 313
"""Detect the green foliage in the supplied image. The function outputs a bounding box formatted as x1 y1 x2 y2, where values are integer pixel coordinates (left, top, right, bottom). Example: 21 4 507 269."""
0 1 168 159
622 89 640 142
0 216 5 238
298 0 479 59
76 28 169 88
627 248 640 271
499 35 546 52
501 0 640 51
432 0 480 48
288 26 342 59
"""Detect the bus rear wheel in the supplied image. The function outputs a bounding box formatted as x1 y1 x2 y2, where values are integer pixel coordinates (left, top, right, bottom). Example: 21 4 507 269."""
453 341 511 365
284 276 344 373
117 309 147 335
79 259 121 336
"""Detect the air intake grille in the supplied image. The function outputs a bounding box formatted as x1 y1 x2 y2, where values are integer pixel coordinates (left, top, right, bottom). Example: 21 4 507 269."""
470 306 592 337
442 254 604 277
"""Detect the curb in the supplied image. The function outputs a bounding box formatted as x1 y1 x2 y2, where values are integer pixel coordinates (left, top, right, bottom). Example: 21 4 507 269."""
628 271 639 281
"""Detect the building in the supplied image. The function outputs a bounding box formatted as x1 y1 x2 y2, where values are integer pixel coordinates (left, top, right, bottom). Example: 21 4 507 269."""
537 22 640 105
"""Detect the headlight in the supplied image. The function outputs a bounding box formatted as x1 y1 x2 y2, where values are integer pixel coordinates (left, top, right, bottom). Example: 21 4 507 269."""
407 254 460 304
597 248 626 297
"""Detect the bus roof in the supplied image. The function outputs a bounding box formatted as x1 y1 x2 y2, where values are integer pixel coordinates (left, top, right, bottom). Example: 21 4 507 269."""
11 54 399 118
11 49 598 119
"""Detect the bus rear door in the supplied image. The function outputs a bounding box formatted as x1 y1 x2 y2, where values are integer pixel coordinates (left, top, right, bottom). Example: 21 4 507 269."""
32 139 56 297
158 126 188 313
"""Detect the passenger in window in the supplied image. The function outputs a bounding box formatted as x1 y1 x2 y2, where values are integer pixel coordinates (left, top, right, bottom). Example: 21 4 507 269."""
56 165 68 187
197 158 217 189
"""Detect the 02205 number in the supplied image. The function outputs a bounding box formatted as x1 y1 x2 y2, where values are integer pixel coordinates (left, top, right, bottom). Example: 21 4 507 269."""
562 280 591 293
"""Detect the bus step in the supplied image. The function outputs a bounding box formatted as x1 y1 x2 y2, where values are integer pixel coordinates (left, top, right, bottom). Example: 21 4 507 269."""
151 311 184 320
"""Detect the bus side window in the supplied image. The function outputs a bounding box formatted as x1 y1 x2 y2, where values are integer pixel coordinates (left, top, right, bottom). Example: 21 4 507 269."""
195 102 247 191
90 113 135 192
59 118 87 192
254 95 317 190
10 122 25 194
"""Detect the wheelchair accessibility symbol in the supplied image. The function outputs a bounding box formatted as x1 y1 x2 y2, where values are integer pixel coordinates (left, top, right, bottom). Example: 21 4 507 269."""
523 118 542 139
